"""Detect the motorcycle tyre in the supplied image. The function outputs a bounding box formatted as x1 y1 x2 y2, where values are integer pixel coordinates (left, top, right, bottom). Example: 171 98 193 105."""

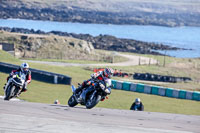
86 95 101 109
4 86 15 101
68 95 78 107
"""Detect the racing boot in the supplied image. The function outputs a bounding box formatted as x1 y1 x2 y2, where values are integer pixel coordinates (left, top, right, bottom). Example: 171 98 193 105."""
74 86 82 94
16 87 27 98
15 89 21 98
73 85 83 102
75 81 88 102
74 82 85 95
77 90 86 102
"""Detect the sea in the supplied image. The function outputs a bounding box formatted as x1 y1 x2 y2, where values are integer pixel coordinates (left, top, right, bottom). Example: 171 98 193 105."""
0 19 200 58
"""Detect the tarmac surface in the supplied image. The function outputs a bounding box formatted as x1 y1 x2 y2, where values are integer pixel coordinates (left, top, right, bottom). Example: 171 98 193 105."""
0 98 199 133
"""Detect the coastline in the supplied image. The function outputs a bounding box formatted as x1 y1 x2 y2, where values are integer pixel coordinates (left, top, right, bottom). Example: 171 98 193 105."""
0 0 200 27
0 26 183 56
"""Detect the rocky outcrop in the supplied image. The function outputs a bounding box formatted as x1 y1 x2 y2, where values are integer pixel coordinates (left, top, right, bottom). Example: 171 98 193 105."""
0 27 182 56
0 30 95 60
0 0 200 27
79 34 181 55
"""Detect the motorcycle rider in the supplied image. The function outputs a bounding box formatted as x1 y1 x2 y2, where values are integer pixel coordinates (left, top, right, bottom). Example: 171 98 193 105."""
75 68 114 101
130 98 144 111
4 62 31 96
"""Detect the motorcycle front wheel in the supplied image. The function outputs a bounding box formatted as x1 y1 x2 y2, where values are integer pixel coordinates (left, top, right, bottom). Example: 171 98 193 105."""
85 95 101 109
4 85 15 101
68 95 78 107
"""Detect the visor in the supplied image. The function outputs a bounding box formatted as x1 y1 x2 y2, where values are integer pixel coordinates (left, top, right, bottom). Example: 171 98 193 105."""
23 68 28 72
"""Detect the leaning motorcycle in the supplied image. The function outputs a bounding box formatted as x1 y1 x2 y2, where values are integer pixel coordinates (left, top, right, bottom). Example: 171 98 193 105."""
4 72 26 100
68 78 112 109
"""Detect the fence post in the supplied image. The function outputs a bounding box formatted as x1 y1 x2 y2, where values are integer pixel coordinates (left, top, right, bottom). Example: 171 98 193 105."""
149 58 151 66
163 51 167 67
54 75 58 84
139 57 141 65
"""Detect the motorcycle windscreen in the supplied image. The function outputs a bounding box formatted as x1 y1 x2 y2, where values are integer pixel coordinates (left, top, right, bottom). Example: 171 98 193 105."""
13 71 26 86
19 71 26 85
71 85 76 92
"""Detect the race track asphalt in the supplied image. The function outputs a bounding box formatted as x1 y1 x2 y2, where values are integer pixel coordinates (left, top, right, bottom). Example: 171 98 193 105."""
0 99 199 133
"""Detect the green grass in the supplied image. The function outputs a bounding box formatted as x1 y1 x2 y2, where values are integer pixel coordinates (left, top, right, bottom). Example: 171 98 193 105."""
1 50 200 115
1 72 200 115
0 72 72 104
96 89 200 115
0 50 21 64
1 49 200 91
21 54 128 64
105 52 200 91
22 58 106 64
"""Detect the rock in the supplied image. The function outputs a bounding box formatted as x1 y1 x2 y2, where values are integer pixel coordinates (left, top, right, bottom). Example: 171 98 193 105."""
0 27 184 56
0 0 200 27
0 30 94 60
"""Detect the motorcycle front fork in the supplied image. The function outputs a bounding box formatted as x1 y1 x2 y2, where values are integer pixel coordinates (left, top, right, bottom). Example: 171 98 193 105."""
90 90 97 100
4 79 12 90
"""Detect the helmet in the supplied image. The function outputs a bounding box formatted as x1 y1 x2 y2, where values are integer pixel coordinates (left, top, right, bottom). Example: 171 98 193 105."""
20 62 29 72
54 99 60 104
135 98 141 105
103 68 114 78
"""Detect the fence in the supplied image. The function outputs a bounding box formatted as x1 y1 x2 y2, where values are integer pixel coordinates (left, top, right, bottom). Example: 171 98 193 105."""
111 80 200 101
0 62 71 85
133 73 192 83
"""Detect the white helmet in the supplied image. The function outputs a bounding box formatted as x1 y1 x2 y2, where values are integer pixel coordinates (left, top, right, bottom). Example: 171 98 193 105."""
103 68 114 78
135 98 141 104
20 62 29 72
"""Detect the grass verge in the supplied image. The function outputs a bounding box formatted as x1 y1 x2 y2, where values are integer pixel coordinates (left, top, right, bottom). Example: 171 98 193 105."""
0 72 200 115
0 50 200 115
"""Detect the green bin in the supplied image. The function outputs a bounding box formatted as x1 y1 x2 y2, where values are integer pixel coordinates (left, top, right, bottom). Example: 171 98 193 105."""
111 80 117 89
122 82 131 91
136 84 144 93
179 90 187 99
151 86 159 95
166 88 174 97
192 91 200 101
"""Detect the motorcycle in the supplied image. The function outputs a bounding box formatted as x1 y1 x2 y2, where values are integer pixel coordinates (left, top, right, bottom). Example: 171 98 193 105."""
4 71 26 100
68 78 112 109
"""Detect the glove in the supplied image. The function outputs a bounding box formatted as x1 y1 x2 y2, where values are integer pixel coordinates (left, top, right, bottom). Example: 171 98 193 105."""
9 72 14 77
91 72 100 79
91 73 97 79
86 81 91 85
104 88 111 94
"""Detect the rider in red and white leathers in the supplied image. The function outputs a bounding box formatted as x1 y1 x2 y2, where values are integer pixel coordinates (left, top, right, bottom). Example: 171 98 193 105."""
75 68 114 98
4 63 31 95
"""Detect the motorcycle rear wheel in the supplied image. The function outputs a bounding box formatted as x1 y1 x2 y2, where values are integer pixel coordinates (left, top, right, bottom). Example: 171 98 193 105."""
86 95 101 109
68 95 78 107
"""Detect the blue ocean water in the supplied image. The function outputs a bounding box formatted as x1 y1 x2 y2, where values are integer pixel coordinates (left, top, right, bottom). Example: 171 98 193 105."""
0 19 200 58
